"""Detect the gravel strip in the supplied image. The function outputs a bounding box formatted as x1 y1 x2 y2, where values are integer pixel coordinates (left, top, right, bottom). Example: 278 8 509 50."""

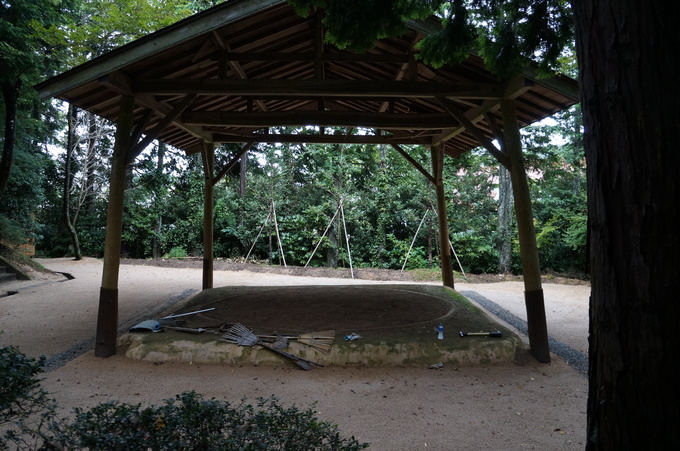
461 290 588 374
44 288 198 372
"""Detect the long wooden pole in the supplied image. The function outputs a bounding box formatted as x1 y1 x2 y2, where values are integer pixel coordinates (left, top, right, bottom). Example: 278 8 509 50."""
431 145 454 289
501 99 550 363
202 142 214 290
95 95 135 358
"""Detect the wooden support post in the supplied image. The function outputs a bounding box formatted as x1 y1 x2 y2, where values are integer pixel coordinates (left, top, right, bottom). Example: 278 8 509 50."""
202 142 214 290
431 145 455 289
501 99 550 363
95 95 135 358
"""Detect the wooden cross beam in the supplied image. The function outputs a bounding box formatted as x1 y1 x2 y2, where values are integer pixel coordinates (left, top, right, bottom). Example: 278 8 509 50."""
132 79 502 99
183 110 458 129
209 132 432 147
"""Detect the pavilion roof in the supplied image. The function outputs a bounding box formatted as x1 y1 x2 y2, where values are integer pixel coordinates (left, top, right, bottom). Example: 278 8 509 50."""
36 0 578 157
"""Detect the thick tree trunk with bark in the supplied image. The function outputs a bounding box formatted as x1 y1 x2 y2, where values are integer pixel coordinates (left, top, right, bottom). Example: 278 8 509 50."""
497 164 513 273
572 1 680 448
0 80 21 193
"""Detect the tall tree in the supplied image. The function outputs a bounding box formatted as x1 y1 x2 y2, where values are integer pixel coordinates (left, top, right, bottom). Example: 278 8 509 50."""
497 165 513 273
0 0 75 192
63 103 82 259
571 1 680 448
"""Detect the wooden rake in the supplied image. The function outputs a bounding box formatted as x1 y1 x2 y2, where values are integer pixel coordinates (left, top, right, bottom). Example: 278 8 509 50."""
222 323 324 371
258 330 336 353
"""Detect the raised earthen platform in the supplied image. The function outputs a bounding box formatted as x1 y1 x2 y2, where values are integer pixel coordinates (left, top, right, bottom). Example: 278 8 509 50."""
118 284 522 368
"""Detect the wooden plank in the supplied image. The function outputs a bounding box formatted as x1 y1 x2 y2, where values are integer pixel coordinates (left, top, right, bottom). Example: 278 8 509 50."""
220 51 412 64
183 110 457 129
133 79 503 98
431 144 454 289
209 132 432 147
95 95 135 358
201 142 214 290
501 98 549 363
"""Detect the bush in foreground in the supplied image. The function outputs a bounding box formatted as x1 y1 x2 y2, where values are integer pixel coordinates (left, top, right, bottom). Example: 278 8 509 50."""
1 342 368 450
53 392 368 450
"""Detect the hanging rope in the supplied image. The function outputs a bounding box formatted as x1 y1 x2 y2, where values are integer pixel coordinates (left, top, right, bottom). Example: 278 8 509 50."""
271 201 287 267
244 211 271 263
340 203 354 279
450 242 467 280
401 209 430 272
305 202 342 268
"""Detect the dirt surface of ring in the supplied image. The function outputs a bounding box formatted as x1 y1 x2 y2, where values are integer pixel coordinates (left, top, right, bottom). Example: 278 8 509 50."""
179 285 454 332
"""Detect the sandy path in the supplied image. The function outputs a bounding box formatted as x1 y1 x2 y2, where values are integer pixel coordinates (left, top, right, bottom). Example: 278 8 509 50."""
1 258 589 450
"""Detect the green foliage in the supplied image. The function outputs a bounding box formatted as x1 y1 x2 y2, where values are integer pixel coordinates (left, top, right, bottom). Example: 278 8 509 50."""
63 0 193 64
51 392 368 450
0 215 24 245
290 0 574 77
0 0 76 85
416 0 475 67
1 341 56 450
165 246 188 259
0 344 367 450
0 343 48 426
522 106 587 272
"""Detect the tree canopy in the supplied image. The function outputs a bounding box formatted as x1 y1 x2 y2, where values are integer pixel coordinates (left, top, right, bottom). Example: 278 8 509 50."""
290 0 574 76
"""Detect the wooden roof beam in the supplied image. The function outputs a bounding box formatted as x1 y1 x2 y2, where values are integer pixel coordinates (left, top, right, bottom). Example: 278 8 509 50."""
437 96 510 170
132 79 503 98
183 110 458 129
379 33 422 113
213 142 254 185
126 93 197 164
210 132 432 147
218 52 412 63
391 144 435 184
211 31 268 113
99 71 213 143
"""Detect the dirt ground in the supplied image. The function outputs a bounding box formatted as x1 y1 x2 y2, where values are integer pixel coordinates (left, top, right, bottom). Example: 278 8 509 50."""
1 258 589 450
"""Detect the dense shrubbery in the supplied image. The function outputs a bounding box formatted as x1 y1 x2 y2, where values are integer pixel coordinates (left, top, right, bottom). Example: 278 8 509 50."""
1 343 368 450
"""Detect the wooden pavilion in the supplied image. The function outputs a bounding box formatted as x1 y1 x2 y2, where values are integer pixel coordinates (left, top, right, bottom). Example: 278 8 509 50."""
36 0 578 363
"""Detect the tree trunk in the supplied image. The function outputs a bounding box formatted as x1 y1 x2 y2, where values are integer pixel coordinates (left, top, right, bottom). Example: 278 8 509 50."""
239 152 247 198
326 213 339 268
85 112 98 217
63 103 82 261
152 141 165 259
0 80 21 193
572 1 680 448
497 164 513 273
